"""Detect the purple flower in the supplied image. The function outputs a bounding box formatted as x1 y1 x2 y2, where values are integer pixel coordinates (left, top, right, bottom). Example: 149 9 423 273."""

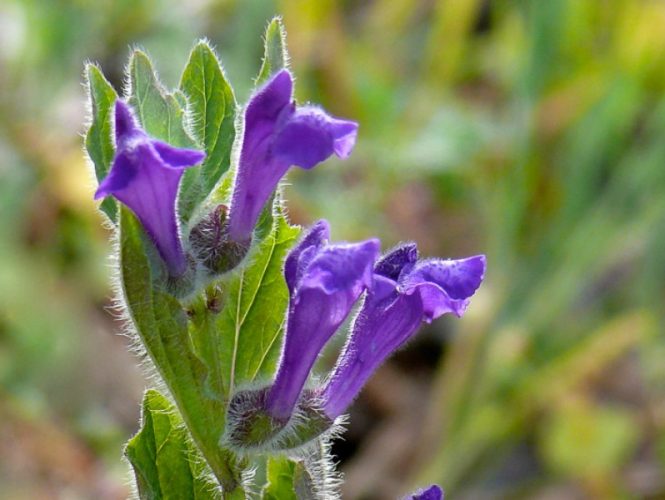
405 485 444 500
320 244 486 419
264 220 380 422
227 70 358 243
95 101 205 276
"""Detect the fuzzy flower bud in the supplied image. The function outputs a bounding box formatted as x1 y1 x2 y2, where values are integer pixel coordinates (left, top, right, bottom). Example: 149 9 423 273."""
265 220 379 421
320 244 486 419
225 221 379 449
94 100 205 276
227 71 358 243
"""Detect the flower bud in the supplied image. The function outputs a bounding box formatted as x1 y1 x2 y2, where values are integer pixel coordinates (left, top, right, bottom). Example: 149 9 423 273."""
321 246 486 419
227 71 358 243
95 100 205 277
188 204 250 275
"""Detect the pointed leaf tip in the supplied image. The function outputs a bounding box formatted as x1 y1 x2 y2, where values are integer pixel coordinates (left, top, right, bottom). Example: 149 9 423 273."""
126 48 204 221
179 38 237 205
256 17 289 86
85 63 119 222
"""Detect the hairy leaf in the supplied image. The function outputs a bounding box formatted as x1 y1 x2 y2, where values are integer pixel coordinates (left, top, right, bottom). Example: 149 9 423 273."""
127 49 202 222
180 41 237 207
85 64 118 221
119 206 239 491
222 214 299 395
126 389 220 500
188 213 300 399
256 17 289 86
127 50 196 148
262 457 297 500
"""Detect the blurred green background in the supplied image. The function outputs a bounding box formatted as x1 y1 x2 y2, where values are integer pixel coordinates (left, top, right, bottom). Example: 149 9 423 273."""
2 0 665 498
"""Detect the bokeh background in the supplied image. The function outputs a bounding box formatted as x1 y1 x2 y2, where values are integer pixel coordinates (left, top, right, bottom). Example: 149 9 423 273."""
2 0 665 498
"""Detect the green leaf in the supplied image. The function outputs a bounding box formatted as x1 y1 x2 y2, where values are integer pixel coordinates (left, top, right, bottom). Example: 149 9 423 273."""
126 389 220 500
262 457 297 500
261 456 319 500
180 41 237 205
119 206 241 492
189 213 300 398
220 214 300 395
256 17 289 86
127 49 203 222
128 50 196 148
84 64 118 222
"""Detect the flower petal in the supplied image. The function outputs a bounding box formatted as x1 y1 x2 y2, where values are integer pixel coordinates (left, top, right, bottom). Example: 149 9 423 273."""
369 274 400 303
265 238 379 421
227 70 294 242
409 281 468 320
273 106 358 169
284 220 330 294
227 70 358 242
374 242 419 280
298 239 380 297
94 102 205 276
403 255 486 300
321 255 486 417
244 69 293 133
109 144 188 275
114 100 140 142
331 120 359 158
152 140 206 168
401 255 485 320
405 485 444 500
94 151 136 199
321 289 423 419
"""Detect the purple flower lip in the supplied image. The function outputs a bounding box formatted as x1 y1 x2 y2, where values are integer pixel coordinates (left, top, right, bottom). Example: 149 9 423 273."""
400 254 487 320
95 100 205 276
264 220 380 422
227 70 358 243
321 245 486 419
405 485 444 500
